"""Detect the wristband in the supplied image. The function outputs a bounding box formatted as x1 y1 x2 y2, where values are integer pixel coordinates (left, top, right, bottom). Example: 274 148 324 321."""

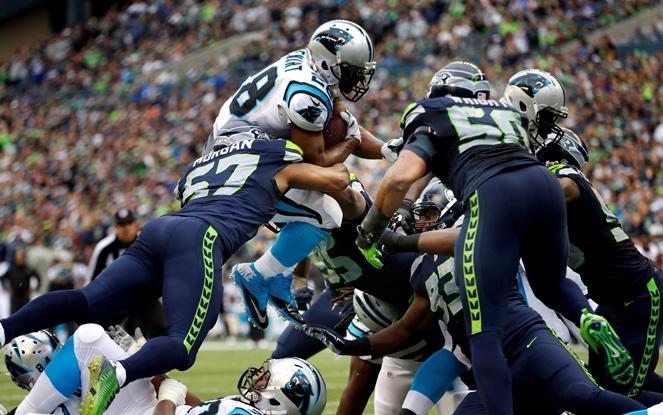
158 378 188 406
347 336 372 356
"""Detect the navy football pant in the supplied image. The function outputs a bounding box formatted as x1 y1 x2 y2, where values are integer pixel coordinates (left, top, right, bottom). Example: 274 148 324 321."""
1 215 223 384
454 165 591 415
272 287 352 359
589 270 663 403
453 326 646 415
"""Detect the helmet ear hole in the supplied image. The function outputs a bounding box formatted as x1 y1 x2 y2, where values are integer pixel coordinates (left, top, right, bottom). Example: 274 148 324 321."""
321 61 328 70
519 102 527 112
269 398 280 406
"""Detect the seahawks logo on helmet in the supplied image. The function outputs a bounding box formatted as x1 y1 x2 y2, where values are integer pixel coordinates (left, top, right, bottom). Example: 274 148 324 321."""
314 28 354 55
509 72 551 98
282 369 313 413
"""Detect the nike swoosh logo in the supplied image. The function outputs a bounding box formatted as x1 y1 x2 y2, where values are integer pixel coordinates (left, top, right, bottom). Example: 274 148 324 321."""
526 336 537 348
243 289 267 325
309 97 321 107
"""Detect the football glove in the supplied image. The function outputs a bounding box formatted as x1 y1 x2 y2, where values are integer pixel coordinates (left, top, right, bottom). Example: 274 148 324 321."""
356 225 384 269
294 286 314 311
340 110 361 143
381 137 404 162
299 324 371 356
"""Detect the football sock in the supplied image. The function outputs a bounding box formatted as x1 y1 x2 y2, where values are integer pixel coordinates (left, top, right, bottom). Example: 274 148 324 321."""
469 331 513 415
255 222 329 279
1 290 87 343
114 361 127 388
406 348 465 414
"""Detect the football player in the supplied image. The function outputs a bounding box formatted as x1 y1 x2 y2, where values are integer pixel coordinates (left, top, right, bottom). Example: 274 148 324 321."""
4 326 326 415
0 132 349 414
210 20 401 329
353 61 631 415
532 124 663 403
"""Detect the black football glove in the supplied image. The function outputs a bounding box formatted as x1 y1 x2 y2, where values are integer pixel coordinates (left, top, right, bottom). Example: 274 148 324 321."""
297 324 371 356
294 287 314 311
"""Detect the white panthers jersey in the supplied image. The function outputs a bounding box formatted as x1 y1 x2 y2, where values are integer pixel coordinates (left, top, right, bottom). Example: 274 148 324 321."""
180 396 263 415
213 49 333 140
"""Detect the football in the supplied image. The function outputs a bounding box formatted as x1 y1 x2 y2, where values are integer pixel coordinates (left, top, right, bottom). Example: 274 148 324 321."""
323 107 348 148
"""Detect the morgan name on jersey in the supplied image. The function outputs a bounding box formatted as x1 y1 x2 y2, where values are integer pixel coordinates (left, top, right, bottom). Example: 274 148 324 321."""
214 49 333 140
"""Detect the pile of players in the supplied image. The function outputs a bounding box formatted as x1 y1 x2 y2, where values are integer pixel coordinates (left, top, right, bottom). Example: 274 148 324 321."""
1 18 663 415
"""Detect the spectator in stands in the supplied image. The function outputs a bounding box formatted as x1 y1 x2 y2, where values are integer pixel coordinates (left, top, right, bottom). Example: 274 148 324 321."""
0 246 40 314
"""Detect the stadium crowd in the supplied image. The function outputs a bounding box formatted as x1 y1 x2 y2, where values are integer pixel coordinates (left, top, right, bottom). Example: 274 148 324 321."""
1 0 662 317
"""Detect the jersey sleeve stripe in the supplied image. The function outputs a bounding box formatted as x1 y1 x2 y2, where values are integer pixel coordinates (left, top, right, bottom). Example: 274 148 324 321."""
285 140 304 155
284 81 333 116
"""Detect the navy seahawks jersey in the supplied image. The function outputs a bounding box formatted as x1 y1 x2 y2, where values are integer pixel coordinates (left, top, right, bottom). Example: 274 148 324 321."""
173 139 303 258
313 178 418 307
550 163 654 303
401 97 540 201
410 253 543 362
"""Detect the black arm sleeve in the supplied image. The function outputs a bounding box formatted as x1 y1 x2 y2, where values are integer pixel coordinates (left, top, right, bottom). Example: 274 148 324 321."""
403 129 437 173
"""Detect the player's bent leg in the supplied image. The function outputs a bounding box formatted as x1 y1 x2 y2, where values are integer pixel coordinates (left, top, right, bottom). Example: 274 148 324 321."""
374 357 419 415
454 185 519 415
402 348 466 415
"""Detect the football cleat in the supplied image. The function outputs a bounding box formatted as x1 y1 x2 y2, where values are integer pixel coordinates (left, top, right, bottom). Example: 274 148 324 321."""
81 356 120 415
580 309 634 386
268 274 306 326
233 263 269 329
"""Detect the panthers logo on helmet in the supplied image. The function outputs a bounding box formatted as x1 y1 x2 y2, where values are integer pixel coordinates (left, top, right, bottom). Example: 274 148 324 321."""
296 106 323 123
314 28 354 55
509 72 551 98
282 369 313 413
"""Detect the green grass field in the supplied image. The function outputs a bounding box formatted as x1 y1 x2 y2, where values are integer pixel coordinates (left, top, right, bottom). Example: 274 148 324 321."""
2 344 662 414
0 345 364 414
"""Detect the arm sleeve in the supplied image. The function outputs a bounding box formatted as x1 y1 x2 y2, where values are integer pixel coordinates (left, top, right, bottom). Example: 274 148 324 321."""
403 129 437 173
279 81 332 132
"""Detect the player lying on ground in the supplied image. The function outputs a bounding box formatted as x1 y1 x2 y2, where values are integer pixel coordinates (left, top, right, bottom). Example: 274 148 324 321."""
209 19 401 329
353 60 633 415
0 132 349 415
4 325 326 415
504 71 663 402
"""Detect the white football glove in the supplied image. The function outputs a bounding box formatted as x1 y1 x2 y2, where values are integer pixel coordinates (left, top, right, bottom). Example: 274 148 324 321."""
381 137 404 162
108 325 146 355
158 378 188 406
340 110 361 143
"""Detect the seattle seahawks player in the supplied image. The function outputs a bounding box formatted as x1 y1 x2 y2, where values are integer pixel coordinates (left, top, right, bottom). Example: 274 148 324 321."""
211 20 400 330
0 132 350 415
536 126 663 403
354 61 631 415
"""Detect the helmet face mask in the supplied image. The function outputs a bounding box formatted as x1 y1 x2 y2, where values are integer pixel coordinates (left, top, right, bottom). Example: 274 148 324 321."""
504 69 568 149
536 127 589 170
308 20 376 102
412 202 443 232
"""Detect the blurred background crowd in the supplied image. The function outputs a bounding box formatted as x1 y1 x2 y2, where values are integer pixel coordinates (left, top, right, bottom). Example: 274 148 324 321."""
0 0 662 338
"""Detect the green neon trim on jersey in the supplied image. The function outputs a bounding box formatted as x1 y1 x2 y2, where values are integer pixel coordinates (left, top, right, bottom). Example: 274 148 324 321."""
464 191 482 335
184 225 219 353
628 277 661 396
285 140 303 156
548 325 600 387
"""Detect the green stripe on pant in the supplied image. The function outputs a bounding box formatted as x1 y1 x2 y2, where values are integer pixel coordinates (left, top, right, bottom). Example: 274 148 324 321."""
628 277 661 397
464 191 482 335
184 225 218 353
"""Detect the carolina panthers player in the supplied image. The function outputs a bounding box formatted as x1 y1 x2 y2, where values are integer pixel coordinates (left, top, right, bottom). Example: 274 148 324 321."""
534 126 663 403
211 20 400 330
4 325 190 415
4 327 327 415
0 132 350 415
353 61 631 415
154 357 327 415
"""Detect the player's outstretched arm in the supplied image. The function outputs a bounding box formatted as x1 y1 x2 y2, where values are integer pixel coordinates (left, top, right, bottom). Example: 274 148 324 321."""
152 400 176 415
291 126 359 167
277 162 350 193
381 227 459 256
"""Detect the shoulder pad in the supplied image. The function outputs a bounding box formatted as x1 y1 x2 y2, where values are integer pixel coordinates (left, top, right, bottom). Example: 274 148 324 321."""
282 80 332 132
